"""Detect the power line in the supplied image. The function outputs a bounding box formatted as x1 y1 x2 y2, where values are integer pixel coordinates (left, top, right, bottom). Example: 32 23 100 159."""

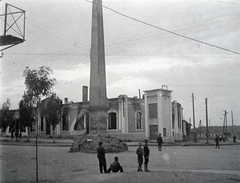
86 0 240 55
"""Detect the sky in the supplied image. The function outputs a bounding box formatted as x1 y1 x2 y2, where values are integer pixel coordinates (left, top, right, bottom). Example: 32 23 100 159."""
0 0 240 127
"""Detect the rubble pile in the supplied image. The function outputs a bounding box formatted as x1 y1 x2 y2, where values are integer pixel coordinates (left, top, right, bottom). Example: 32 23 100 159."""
69 135 128 153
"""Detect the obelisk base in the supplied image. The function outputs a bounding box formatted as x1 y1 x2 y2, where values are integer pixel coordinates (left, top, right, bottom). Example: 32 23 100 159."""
89 110 107 134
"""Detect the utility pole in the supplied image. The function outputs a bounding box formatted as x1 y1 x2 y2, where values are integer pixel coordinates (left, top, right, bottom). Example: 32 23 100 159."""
205 98 209 144
199 120 201 139
222 110 228 141
231 111 234 137
192 93 197 142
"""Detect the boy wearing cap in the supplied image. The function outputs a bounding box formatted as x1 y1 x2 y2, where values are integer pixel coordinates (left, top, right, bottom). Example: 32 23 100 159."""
144 139 150 172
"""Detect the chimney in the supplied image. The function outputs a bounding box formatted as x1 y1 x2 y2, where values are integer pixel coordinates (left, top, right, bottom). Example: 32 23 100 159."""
82 86 88 102
64 98 68 104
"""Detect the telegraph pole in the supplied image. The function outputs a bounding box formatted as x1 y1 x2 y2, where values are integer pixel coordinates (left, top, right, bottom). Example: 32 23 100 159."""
199 120 202 139
205 98 209 144
231 111 234 137
192 93 197 142
226 111 228 138
222 110 228 141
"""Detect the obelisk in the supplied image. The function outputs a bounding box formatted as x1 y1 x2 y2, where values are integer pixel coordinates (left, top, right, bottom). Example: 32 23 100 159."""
89 0 108 134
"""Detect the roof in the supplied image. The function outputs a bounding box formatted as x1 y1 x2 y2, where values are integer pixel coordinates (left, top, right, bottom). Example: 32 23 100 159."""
143 88 173 92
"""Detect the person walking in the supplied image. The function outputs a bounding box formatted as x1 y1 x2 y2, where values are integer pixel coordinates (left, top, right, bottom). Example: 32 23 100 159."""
97 142 107 173
233 135 236 143
107 156 123 173
157 133 163 151
215 134 220 149
136 142 144 172
144 139 150 172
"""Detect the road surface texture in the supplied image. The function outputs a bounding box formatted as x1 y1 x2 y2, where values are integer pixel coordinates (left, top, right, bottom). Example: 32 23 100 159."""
0 144 239 183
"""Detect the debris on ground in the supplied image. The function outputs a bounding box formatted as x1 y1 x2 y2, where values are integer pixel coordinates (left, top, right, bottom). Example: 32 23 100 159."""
69 134 128 153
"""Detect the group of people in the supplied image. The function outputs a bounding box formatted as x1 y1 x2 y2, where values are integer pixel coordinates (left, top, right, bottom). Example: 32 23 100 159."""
215 134 238 148
10 119 22 141
96 133 164 173
96 141 123 173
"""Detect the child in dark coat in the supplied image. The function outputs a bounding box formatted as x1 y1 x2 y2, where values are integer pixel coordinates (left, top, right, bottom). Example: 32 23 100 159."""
136 143 144 171
107 157 123 173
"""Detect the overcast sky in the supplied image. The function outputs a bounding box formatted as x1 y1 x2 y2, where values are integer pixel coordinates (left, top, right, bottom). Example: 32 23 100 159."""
1 0 240 127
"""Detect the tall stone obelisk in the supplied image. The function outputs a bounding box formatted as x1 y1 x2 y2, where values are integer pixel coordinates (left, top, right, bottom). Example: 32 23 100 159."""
89 0 108 134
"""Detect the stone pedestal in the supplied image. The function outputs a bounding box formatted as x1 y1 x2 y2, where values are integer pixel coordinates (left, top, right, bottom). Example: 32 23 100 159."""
89 110 107 134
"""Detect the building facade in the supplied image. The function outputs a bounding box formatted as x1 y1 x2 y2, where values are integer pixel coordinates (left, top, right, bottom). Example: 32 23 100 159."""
59 93 146 141
144 89 173 142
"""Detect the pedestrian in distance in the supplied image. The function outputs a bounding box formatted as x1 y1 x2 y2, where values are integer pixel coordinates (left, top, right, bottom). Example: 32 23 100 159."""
233 135 236 143
157 133 163 151
107 156 123 173
11 127 14 139
144 139 150 172
222 134 226 142
15 128 19 141
136 142 144 172
97 141 107 173
215 134 220 149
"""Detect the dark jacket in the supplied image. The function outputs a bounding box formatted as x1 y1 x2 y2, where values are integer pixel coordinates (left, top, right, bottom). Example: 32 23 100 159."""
157 136 163 144
110 161 122 172
136 147 144 156
97 146 106 159
144 145 150 156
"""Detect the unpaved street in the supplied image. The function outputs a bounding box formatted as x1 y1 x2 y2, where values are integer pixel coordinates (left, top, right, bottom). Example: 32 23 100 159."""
0 144 239 183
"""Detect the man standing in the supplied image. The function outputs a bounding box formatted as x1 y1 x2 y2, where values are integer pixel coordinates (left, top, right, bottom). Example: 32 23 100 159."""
215 134 220 149
97 142 107 173
136 142 144 172
233 135 236 143
107 156 123 173
144 139 150 172
157 133 163 151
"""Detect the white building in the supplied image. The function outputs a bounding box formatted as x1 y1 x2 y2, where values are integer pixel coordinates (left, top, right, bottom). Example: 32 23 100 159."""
144 89 173 142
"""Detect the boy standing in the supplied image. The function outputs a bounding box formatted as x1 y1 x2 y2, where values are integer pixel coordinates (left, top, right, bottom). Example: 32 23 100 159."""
136 142 144 171
144 140 150 172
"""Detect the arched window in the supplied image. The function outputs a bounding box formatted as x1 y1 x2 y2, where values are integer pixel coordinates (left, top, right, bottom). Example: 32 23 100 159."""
136 110 142 130
62 114 69 131
74 116 84 131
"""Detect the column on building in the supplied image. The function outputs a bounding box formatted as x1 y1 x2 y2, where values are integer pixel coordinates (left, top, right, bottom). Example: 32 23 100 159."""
172 100 178 140
118 95 128 133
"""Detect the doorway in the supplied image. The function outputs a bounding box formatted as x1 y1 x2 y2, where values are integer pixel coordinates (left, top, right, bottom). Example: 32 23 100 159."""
150 125 158 140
